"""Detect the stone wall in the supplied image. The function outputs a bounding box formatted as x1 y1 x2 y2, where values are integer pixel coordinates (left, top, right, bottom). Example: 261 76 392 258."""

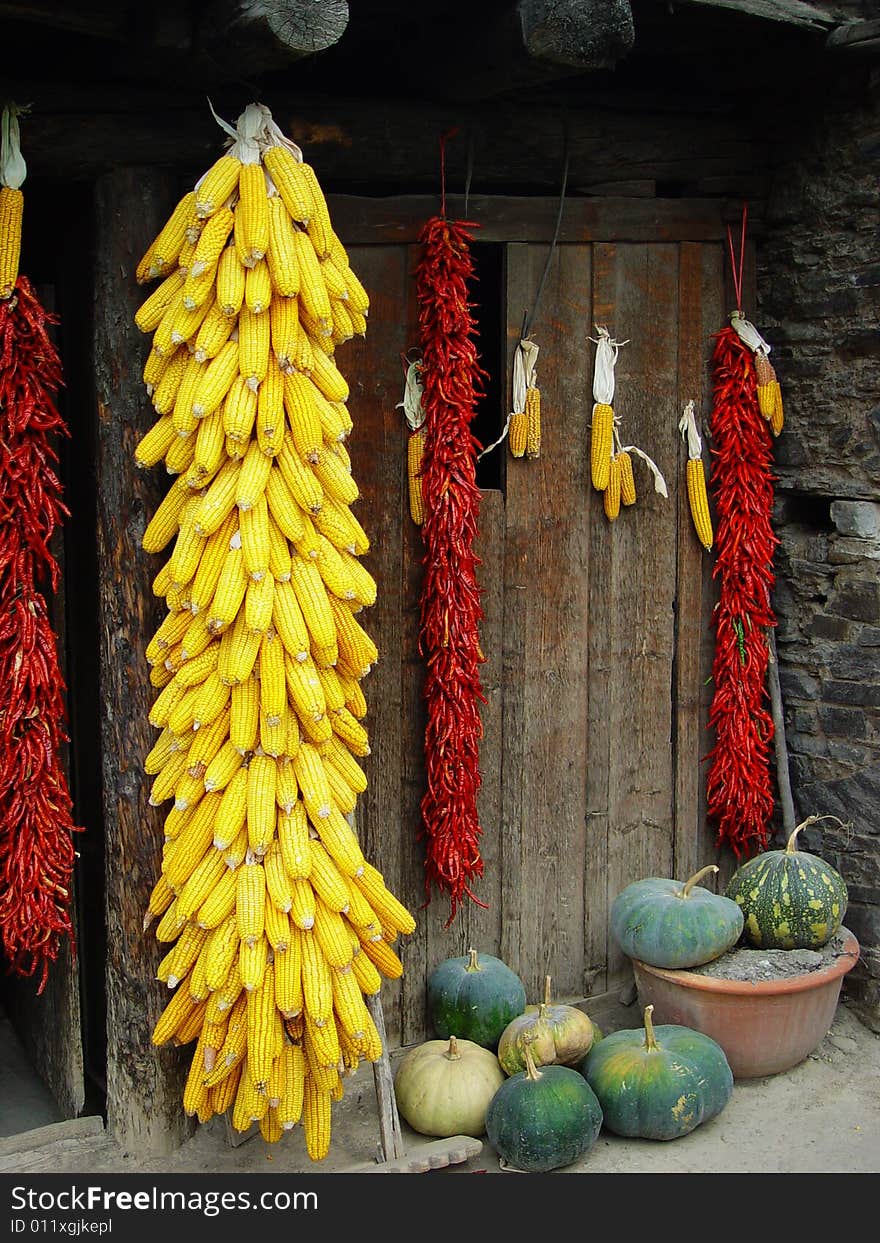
759 58 880 1030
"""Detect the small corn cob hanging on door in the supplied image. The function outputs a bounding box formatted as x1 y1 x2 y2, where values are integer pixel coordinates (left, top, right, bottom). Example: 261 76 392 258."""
730 310 784 437
398 356 426 525
0 104 82 991
508 337 541 460
132 103 415 1160
679 400 713 552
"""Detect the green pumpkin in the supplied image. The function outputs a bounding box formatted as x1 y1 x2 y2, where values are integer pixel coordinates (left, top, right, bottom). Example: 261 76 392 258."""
725 817 848 949
579 1005 733 1141
611 864 744 969
486 1041 603 1172
427 948 527 1050
393 1036 505 1138
497 975 596 1074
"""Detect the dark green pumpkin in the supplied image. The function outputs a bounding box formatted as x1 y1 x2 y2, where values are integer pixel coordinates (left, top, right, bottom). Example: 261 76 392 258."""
579 1005 733 1141
611 864 744 969
725 818 848 950
427 948 527 1050
486 1042 603 1172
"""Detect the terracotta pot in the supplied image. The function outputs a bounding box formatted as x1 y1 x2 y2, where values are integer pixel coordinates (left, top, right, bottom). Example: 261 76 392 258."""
631 926 859 1079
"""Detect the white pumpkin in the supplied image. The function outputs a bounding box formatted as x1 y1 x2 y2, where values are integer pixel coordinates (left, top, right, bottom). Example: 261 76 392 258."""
393 1035 505 1138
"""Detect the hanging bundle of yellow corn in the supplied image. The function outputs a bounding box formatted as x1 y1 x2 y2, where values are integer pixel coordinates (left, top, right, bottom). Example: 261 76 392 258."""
729 310 784 437
398 356 426 524
0 105 26 300
590 326 667 522
508 337 541 460
679 399 713 551
133 103 415 1160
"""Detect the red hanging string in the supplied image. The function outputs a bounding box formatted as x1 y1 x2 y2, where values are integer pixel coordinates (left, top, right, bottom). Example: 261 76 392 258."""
726 202 748 313
438 126 460 219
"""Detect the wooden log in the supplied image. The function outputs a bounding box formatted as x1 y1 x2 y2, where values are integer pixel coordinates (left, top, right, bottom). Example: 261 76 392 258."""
519 0 635 68
93 168 193 1155
826 18 880 51
671 0 841 30
196 0 348 72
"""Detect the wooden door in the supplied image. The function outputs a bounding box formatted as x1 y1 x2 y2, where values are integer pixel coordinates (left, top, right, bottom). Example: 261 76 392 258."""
328 195 742 1047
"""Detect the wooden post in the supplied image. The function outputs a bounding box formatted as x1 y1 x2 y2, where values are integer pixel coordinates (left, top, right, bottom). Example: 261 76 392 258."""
93 167 193 1154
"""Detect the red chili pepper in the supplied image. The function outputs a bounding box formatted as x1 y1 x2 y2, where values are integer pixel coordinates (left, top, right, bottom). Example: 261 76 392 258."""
415 215 488 924
0 278 82 992
705 326 777 858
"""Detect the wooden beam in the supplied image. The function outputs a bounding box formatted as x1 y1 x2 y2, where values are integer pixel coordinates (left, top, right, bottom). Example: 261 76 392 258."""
826 18 880 50
196 0 349 72
669 0 844 30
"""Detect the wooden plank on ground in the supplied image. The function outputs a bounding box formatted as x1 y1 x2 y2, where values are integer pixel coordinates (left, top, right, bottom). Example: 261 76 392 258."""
93 168 192 1155
500 241 593 1003
342 244 410 1048
591 243 679 988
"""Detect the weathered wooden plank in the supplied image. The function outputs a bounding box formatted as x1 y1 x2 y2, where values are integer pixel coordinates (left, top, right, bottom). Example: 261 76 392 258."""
329 196 743 248
674 0 841 29
93 168 192 1154
592 243 679 987
342 244 409 1047
500 242 594 1002
198 0 349 71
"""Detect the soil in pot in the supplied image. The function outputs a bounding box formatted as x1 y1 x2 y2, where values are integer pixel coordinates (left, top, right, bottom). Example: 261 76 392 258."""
689 931 850 984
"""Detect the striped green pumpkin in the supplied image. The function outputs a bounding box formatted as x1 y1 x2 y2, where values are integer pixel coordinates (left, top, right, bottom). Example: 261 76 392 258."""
724 819 848 950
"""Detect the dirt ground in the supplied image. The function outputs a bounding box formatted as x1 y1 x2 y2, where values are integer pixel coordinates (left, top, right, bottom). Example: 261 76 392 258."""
2 995 878 1178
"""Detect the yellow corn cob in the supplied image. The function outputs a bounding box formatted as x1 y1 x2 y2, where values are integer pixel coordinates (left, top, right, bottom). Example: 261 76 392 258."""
325 762 357 815
265 896 291 953
222 821 249 869
309 346 349 404
265 194 301 296
191 670 231 730
204 913 240 991
263 145 313 223
509 413 528 458
329 705 370 758
247 754 277 855
319 257 347 301
254 356 285 459
330 302 352 348
278 802 311 880
240 933 268 992
288 556 336 655
245 571 275 634
237 162 270 268
135 266 187 334
354 862 416 935
309 840 352 915
297 163 332 261
135 414 177 470
619 449 637 506
259 1106 283 1144
143 345 173 390
192 408 226 481
146 870 177 920
163 800 219 890
178 235 197 270
175 849 228 922
196 864 238 930
239 494 269 583
332 967 371 1042
337 668 368 718
288 317 315 374
408 427 426 522
188 944 212 1002
231 1062 266 1129
604 453 622 521
144 727 182 777
312 806 365 879
591 402 614 491
277 435 323 512
329 595 378 674
300 928 333 1026
245 258 272 315
191 339 239 421
172 359 208 441
258 629 286 725
686 457 714 551
263 839 293 912
194 299 235 363
246 960 276 1090
314 665 346 713
236 856 267 946
312 447 359 507
292 741 332 822
149 676 186 730
154 897 187 944
202 992 248 1086
267 513 293 583
222 375 259 445
168 294 215 351
218 608 261 684
340 263 369 318
209 1060 242 1115
152 979 203 1046
264 466 307 544
195 153 241 219
289 875 317 930
303 1075 331 1161
239 305 270 391
278 1041 305 1127
186 701 228 764
285 652 326 724
203 740 245 792
165 433 197 478
148 747 191 807
312 495 369 557
167 497 205 586
235 438 272 513
270 294 299 371
525 385 541 459
770 385 784 437
146 605 193 663
304 1013 340 1073
140 190 196 281
151 299 182 359
260 701 289 758
187 204 234 284
213 767 249 849
320 734 368 793
173 641 219 690
283 371 323 464
216 244 246 318
157 921 209 987
230 677 260 753
212 957 244 1014
313 899 355 970
358 931 404 980
350 943 383 995
275 927 304 1017
288 231 330 335
202 1005 231 1071
316 391 352 444
193 459 240 536
275 759 299 815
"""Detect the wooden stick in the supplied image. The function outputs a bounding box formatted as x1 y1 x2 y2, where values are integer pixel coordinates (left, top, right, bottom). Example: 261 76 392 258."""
365 993 406 1163
767 628 797 837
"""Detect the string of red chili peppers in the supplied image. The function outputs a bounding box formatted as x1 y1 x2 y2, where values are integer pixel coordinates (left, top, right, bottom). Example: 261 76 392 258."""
0 276 81 991
705 220 778 857
415 194 488 922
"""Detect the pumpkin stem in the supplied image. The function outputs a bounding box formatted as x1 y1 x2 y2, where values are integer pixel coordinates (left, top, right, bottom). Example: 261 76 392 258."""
788 814 849 853
445 1036 462 1061
465 947 481 972
679 864 719 899
642 1004 659 1052
522 1036 544 1082
542 975 552 1006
